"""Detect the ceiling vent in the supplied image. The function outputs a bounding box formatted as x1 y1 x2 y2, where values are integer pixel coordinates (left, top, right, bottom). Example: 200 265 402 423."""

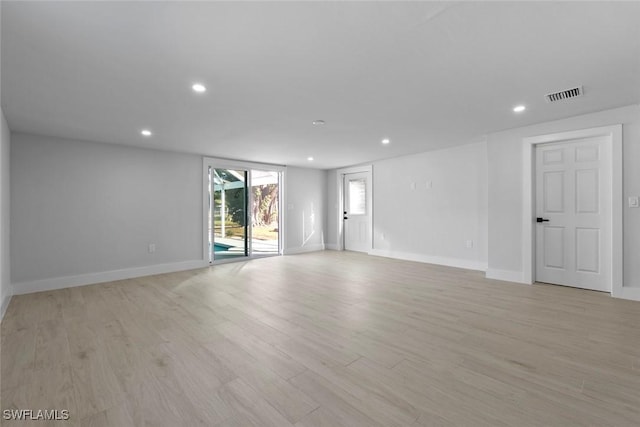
545 86 583 103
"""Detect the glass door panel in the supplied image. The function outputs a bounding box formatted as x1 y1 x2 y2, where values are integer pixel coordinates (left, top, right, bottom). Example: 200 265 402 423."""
250 170 280 256
212 168 248 261
206 162 282 263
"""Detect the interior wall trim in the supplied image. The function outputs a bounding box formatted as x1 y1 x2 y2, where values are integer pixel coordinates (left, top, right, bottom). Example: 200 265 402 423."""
485 268 527 284
283 243 325 255
369 249 487 272
10 260 208 296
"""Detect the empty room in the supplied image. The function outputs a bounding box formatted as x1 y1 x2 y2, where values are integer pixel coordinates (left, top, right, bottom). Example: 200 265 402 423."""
1 1 640 426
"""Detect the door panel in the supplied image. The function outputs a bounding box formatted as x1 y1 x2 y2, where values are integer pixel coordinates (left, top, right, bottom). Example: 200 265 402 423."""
543 171 565 212
212 168 248 261
343 172 370 252
250 170 280 256
542 148 563 164
535 136 611 292
575 228 599 273
576 169 599 213
543 226 564 269
575 145 599 162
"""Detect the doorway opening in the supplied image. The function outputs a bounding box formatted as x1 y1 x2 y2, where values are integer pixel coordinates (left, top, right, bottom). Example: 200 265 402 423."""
249 170 280 256
211 168 249 261
335 165 373 252
534 137 611 292
205 159 283 264
522 125 622 295
343 172 370 252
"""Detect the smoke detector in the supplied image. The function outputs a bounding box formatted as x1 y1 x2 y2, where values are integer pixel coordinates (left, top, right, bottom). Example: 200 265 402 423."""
545 86 583 103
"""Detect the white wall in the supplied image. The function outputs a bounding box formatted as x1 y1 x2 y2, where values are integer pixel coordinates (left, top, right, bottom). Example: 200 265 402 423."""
326 142 488 271
11 134 204 293
10 134 327 294
487 104 640 289
370 142 488 270
7 104 639 297
0 110 11 318
284 167 327 254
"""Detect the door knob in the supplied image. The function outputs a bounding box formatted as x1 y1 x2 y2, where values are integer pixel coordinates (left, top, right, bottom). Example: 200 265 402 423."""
536 217 550 223
343 216 348 220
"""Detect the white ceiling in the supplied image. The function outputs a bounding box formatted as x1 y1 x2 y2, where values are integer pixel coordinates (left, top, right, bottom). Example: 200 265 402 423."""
2 1 639 169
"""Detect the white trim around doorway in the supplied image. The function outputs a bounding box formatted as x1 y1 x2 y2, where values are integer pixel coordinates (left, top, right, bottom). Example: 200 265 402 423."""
334 165 373 252
202 157 286 264
521 125 623 297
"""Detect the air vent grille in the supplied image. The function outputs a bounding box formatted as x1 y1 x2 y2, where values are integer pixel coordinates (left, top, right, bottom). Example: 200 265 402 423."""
545 86 583 103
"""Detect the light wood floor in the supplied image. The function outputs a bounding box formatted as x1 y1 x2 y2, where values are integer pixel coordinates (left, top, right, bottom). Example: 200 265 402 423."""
2 251 640 426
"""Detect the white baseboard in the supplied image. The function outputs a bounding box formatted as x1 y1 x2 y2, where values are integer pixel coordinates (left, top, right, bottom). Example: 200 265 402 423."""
11 260 209 296
612 287 640 302
325 244 340 251
283 243 325 255
485 268 528 284
1 294 12 322
368 249 487 272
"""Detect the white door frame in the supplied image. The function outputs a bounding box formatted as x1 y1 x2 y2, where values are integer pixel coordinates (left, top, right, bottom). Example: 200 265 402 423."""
521 125 622 296
202 157 286 264
335 165 373 251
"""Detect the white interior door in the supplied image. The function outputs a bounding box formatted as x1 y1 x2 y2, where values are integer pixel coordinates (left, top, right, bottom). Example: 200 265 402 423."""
535 136 611 292
343 172 370 252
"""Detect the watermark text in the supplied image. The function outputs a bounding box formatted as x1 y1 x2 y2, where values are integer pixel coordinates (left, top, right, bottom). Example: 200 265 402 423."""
3 409 70 421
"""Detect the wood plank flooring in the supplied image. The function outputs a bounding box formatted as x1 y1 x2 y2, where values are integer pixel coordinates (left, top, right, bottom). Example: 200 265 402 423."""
2 251 640 426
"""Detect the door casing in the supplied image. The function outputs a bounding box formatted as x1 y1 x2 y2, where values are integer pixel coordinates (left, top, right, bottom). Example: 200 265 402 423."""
202 157 285 264
335 165 373 252
534 137 611 291
522 125 622 295
343 171 371 252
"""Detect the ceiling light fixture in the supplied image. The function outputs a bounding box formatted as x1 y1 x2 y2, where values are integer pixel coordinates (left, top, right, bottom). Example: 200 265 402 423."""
141 129 152 137
307 156 314 161
192 83 207 93
312 120 325 125
382 138 390 144
513 105 526 113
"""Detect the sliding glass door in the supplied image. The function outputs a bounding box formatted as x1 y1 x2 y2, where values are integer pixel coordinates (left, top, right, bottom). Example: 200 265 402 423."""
211 168 248 260
250 170 280 256
206 160 282 263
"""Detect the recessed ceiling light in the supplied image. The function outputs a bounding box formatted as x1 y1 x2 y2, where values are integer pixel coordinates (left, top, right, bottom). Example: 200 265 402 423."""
141 129 152 137
382 138 390 144
312 120 325 125
513 105 526 113
307 156 314 161
192 83 207 93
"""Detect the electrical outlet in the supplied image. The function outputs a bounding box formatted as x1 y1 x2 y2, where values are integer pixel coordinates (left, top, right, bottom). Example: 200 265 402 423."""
148 243 156 253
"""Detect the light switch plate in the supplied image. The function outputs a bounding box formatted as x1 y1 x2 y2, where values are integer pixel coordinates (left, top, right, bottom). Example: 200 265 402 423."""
629 196 640 208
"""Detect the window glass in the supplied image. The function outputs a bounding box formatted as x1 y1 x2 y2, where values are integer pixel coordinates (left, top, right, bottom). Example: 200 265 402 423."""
349 179 366 215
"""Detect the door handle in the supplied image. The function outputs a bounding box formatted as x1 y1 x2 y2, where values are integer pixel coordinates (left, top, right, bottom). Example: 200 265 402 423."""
536 217 550 223
344 216 348 220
